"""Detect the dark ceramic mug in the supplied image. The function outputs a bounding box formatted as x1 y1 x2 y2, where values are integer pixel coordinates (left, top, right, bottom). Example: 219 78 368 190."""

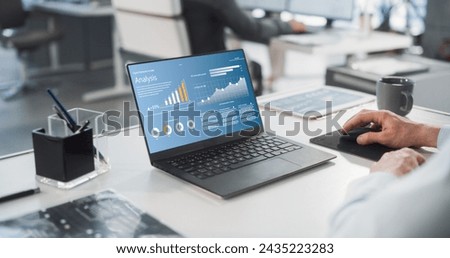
376 76 414 116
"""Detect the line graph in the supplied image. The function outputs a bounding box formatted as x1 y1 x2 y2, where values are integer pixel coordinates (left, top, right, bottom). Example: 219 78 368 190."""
195 77 249 105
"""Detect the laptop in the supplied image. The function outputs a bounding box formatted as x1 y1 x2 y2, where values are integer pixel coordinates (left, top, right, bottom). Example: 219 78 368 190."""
127 49 336 199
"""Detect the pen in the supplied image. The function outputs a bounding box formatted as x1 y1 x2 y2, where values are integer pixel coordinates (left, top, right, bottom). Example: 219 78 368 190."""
47 89 78 130
52 105 64 120
47 89 107 164
52 105 77 132
0 188 40 204
75 120 90 134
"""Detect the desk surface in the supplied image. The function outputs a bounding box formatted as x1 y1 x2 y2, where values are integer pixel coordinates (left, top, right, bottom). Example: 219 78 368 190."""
0 88 449 237
273 30 412 56
268 30 413 84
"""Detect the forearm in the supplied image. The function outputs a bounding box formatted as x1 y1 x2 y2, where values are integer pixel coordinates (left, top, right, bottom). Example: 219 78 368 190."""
214 1 293 43
437 125 450 148
329 172 397 237
330 140 450 237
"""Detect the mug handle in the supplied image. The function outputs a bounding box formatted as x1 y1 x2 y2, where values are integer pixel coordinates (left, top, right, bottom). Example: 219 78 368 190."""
400 91 413 113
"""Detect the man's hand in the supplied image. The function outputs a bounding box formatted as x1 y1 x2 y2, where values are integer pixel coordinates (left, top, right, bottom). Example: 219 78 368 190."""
343 109 440 148
289 20 306 33
371 148 426 176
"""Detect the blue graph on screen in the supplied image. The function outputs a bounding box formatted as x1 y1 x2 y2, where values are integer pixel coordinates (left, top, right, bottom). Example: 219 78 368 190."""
127 50 263 153
197 77 249 105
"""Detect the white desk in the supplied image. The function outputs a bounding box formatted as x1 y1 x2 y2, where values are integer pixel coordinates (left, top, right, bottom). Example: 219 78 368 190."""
269 30 413 84
0 89 449 237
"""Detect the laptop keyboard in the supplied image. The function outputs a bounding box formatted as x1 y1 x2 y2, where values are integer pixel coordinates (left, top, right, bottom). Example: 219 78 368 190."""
166 134 302 179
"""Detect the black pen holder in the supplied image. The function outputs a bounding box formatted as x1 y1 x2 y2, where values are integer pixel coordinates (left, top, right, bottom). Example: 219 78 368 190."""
37 108 110 189
32 128 95 187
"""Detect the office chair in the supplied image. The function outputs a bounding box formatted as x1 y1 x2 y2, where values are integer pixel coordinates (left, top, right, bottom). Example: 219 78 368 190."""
0 0 62 100
113 0 191 59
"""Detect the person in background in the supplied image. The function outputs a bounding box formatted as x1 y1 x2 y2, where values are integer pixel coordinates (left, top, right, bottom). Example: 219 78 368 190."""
329 109 450 237
181 0 305 96
182 0 306 54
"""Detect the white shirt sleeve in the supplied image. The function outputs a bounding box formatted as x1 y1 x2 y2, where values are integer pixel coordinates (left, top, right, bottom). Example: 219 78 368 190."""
329 137 450 237
437 125 450 149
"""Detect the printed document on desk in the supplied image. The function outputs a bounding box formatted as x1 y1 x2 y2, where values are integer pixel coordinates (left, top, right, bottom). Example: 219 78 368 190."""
0 190 181 237
259 86 375 119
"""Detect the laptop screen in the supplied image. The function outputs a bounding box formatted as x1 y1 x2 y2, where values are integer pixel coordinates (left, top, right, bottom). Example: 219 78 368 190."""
127 50 263 154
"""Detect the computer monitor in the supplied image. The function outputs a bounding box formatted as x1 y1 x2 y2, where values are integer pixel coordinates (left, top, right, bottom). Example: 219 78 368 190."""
236 0 288 12
287 0 354 21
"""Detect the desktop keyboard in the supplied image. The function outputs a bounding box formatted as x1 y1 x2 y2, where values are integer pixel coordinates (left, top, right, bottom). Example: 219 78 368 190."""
281 33 340 46
166 134 302 179
45 0 111 6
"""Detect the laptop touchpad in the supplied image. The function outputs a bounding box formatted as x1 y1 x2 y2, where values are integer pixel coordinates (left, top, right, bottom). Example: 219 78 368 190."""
222 158 301 187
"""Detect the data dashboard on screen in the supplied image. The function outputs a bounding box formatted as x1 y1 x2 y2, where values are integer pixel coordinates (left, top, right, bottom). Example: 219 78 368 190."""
287 0 354 21
127 50 262 153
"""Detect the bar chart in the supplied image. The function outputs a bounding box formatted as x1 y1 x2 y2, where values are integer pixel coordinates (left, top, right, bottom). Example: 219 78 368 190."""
164 80 189 106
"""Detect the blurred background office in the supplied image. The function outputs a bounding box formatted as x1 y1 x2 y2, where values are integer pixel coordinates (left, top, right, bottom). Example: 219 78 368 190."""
0 0 449 157
182 0 306 54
